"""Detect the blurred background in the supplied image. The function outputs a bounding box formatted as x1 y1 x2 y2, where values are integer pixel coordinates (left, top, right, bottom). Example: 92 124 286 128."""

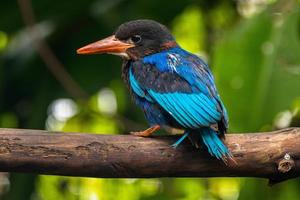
0 0 300 199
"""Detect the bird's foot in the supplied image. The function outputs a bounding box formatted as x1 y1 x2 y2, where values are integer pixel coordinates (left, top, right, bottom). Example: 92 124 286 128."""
130 125 160 137
171 132 189 148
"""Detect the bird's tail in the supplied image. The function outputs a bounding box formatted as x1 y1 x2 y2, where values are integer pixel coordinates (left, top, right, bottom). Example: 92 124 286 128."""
187 127 232 162
171 128 234 163
200 127 231 162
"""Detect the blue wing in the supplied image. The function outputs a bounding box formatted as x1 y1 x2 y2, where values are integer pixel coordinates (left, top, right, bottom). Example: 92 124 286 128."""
129 47 231 160
129 47 228 131
147 91 220 128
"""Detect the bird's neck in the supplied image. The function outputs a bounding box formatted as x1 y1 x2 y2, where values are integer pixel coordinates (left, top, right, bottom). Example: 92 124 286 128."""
126 41 179 61
160 41 178 50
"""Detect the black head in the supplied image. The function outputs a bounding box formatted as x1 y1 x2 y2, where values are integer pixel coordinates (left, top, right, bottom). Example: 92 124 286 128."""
77 19 177 60
115 20 175 58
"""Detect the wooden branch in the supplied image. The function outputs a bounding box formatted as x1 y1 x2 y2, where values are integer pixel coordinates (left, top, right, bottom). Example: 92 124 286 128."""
0 128 299 184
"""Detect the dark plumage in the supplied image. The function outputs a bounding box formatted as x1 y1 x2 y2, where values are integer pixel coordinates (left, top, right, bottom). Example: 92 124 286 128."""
77 19 232 162
115 20 174 44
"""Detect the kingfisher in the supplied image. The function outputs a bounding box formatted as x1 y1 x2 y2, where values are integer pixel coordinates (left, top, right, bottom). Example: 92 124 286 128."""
77 19 232 162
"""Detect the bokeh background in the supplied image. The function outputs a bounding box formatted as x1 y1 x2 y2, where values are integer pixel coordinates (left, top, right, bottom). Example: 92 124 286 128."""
1 0 300 199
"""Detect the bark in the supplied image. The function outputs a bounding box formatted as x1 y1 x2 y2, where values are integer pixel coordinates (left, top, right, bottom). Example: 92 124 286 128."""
0 128 299 185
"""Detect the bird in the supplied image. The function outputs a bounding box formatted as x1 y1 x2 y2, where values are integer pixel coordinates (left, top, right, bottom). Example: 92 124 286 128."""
77 19 232 162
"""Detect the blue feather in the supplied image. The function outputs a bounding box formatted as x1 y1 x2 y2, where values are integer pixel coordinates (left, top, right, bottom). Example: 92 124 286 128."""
129 68 153 102
149 91 191 127
143 47 222 98
201 127 230 159
128 46 230 160
148 90 219 128
140 99 167 126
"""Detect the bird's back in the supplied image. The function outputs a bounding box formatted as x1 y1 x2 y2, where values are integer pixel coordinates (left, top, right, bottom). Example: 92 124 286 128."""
127 47 228 133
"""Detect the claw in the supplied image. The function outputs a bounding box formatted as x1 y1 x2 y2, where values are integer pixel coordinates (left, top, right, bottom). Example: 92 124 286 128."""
130 125 160 137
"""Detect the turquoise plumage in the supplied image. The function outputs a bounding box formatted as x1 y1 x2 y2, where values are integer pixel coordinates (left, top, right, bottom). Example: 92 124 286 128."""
77 19 231 162
129 47 230 160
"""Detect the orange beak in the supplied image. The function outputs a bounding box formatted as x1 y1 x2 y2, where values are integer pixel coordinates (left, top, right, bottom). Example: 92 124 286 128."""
77 35 134 55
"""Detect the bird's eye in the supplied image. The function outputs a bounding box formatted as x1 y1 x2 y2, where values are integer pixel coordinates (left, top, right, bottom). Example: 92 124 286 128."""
131 35 142 44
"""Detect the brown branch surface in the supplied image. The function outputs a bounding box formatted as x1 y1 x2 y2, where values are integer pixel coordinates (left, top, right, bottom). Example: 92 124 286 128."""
0 128 299 184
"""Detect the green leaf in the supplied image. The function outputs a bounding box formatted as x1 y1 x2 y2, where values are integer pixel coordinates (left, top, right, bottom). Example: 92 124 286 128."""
213 5 300 131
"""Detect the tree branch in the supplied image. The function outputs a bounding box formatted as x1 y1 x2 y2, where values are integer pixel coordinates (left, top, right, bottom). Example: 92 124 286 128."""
0 128 299 185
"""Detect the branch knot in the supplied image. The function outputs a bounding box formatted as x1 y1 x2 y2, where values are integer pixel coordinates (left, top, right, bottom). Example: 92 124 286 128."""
278 153 295 173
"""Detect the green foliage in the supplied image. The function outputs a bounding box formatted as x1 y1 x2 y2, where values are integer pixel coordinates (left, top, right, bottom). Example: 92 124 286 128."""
172 6 205 53
213 2 300 132
1 0 300 200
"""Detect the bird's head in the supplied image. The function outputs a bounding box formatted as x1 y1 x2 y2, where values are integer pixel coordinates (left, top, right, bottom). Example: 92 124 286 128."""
77 19 177 60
